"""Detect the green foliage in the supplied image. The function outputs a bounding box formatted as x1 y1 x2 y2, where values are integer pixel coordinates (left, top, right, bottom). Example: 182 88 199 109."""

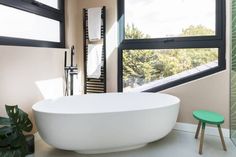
181 25 214 36
123 49 162 87
0 105 33 157
123 24 218 89
125 24 150 39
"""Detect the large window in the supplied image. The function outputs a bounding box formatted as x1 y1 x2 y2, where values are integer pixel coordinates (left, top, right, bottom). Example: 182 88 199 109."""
125 0 216 39
118 0 226 92
0 0 65 48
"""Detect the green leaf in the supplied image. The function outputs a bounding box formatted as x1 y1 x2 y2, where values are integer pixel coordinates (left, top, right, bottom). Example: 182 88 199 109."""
12 135 27 157
0 147 24 157
5 105 19 119
0 139 27 157
12 149 24 157
0 131 18 147
17 109 33 132
0 105 33 157
0 126 13 136
0 117 11 126
10 134 25 148
5 105 33 133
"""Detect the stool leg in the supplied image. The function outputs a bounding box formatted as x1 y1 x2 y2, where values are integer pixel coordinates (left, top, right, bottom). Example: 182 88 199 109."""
195 121 201 139
217 125 227 151
199 123 205 155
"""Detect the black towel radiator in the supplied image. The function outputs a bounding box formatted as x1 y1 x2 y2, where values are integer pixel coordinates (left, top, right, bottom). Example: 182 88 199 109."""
83 7 107 94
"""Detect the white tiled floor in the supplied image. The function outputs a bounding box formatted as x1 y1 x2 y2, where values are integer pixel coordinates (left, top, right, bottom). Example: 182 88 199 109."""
32 130 236 157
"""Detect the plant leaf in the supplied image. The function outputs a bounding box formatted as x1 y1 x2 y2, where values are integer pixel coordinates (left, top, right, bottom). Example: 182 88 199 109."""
13 149 24 157
18 109 33 132
10 134 25 148
11 135 27 157
5 105 19 119
0 147 24 157
0 131 18 147
0 126 13 136
5 105 33 133
0 117 11 126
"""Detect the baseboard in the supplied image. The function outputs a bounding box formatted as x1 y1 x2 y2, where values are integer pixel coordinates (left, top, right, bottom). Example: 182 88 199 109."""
174 122 230 138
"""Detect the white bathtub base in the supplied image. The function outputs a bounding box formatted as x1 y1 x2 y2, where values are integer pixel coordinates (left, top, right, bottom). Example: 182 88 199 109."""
75 144 147 154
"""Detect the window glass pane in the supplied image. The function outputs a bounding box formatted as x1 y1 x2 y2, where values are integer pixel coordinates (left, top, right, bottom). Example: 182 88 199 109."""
0 5 60 42
36 0 59 9
125 0 216 39
123 48 218 92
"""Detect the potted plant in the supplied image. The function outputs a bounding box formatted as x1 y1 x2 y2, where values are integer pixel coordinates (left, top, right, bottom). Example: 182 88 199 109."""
0 105 34 157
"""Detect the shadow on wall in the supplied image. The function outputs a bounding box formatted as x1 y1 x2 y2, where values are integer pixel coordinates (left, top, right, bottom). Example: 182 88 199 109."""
0 46 65 132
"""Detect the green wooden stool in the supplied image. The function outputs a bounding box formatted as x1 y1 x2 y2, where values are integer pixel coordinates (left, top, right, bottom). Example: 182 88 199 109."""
193 110 227 155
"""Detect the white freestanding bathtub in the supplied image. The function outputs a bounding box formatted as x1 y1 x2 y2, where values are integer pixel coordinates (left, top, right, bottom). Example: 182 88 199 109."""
33 93 180 154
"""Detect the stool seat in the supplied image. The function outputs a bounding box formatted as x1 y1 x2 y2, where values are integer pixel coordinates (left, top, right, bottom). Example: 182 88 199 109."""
193 110 224 125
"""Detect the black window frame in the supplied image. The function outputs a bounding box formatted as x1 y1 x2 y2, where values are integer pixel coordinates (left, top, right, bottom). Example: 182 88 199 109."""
118 0 226 92
0 0 65 48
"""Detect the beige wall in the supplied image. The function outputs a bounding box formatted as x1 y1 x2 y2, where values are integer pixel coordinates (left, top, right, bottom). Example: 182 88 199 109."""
162 0 231 128
163 70 230 128
65 0 231 128
65 0 117 92
0 46 65 132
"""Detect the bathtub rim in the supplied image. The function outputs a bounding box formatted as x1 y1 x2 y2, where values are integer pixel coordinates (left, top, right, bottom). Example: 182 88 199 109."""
32 93 180 115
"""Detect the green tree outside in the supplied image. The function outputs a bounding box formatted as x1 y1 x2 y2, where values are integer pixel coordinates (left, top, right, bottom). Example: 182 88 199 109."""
123 24 218 89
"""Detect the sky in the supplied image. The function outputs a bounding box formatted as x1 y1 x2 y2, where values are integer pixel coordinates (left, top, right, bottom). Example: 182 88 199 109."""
0 4 60 42
36 0 58 9
125 0 215 38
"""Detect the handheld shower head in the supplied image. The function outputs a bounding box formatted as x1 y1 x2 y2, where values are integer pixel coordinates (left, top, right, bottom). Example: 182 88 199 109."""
64 51 67 68
71 45 75 67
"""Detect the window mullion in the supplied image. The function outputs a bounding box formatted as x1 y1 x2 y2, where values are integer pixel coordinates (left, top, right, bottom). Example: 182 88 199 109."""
120 40 223 50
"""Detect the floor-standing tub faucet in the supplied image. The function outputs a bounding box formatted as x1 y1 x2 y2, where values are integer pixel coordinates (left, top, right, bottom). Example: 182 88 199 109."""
64 46 78 96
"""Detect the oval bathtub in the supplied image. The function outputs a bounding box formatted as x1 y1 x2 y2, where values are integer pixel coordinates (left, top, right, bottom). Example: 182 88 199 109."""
32 93 180 154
